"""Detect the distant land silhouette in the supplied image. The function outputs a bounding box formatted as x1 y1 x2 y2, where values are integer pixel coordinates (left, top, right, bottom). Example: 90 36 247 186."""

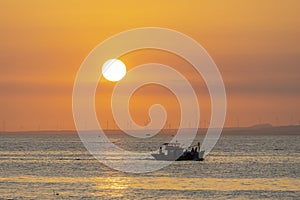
249 123 273 129
0 124 299 136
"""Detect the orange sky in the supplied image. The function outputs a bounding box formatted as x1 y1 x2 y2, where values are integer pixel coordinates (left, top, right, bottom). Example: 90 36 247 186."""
0 0 300 131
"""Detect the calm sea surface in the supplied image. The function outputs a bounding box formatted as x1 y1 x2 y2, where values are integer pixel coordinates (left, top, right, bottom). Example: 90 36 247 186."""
0 133 299 199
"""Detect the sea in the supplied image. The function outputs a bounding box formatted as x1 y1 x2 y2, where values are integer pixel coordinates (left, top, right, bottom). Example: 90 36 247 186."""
0 132 299 199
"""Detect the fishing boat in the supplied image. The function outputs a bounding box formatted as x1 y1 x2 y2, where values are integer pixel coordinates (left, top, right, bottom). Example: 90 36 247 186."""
151 142 205 161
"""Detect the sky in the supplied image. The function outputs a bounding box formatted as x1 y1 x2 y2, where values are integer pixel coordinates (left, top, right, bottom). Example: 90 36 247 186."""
0 0 300 131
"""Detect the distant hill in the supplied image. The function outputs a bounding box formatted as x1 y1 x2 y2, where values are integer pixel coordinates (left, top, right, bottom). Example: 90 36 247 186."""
249 123 273 129
220 125 300 135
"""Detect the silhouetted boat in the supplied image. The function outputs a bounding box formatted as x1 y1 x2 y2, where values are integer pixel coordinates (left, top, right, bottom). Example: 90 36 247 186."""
151 142 205 161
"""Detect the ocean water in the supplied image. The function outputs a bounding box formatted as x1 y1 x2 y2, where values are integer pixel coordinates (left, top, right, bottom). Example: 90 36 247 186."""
0 133 299 199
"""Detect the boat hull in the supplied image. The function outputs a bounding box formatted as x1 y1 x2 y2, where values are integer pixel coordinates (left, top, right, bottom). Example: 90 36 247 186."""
151 152 204 161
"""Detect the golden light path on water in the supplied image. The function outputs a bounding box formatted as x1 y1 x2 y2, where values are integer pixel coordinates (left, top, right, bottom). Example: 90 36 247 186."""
1 176 299 191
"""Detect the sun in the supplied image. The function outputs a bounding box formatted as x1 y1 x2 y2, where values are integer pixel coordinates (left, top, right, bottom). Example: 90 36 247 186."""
102 59 126 82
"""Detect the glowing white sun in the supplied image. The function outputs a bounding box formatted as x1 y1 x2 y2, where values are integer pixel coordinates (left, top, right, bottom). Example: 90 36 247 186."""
102 59 126 82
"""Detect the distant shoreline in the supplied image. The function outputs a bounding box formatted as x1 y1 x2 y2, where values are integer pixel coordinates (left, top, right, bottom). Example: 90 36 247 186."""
1 125 299 136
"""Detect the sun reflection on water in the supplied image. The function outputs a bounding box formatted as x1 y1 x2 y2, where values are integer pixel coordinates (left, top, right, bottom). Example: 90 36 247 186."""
0 176 299 191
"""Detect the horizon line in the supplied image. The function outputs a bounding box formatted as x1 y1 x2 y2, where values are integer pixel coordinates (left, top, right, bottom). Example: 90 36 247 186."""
1 124 300 133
